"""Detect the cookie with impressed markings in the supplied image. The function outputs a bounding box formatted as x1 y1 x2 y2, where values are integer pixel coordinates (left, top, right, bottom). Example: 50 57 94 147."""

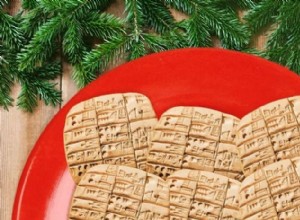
236 96 300 176
147 106 243 181
69 164 169 220
64 93 157 183
168 169 241 219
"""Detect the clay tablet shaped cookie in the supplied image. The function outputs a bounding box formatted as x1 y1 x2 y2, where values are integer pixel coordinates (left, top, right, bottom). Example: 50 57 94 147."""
168 169 241 219
147 106 243 181
236 96 300 176
64 93 157 183
239 158 300 220
69 164 169 220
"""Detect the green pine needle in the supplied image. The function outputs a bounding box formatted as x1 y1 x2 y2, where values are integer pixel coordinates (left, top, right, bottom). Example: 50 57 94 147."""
164 0 197 15
79 36 129 87
17 82 39 112
81 12 125 39
202 7 250 49
181 13 211 47
245 0 282 33
0 11 23 49
141 0 175 34
0 0 8 8
22 0 38 10
246 0 300 74
18 16 63 71
63 18 86 64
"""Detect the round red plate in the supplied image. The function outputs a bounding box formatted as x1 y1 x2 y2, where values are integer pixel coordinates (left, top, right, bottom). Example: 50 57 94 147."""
13 48 300 220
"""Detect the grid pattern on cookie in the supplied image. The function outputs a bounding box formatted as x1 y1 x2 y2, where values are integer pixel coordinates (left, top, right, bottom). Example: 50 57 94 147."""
236 96 300 176
147 106 243 181
64 93 157 183
168 169 241 220
69 165 169 220
239 158 300 220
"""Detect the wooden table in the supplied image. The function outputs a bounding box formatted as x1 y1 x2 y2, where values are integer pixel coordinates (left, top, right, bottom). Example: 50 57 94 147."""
0 1 267 219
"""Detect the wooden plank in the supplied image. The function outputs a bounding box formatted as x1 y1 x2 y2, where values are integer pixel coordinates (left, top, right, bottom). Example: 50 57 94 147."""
0 86 60 219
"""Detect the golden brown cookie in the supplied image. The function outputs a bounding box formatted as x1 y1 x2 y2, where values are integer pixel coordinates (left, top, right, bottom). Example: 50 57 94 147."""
64 93 157 183
168 169 241 219
239 158 300 220
69 164 169 220
147 106 243 181
236 96 300 176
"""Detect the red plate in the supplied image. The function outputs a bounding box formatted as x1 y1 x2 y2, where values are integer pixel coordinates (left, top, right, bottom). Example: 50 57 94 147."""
13 48 300 220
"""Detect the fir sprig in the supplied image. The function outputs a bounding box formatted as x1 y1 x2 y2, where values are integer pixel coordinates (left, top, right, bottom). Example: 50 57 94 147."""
76 0 177 87
18 0 124 70
165 0 252 49
0 0 63 111
17 62 62 112
245 0 300 74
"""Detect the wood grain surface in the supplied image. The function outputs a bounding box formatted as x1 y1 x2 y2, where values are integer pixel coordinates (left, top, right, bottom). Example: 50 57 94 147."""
0 1 266 219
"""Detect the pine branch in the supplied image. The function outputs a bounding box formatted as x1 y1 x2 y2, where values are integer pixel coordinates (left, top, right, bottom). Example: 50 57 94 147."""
16 62 62 112
164 0 197 15
34 80 62 106
128 37 146 60
125 0 144 40
202 7 250 49
77 36 129 88
180 13 211 47
18 16 63 71
143 34 168 52
22 0 38 10
81 12 125 39
74 0 111 14
63 17 86 64
0 45 14 109
266 1 300 73
211 0 255 10
17 82 39 112
245 0 282 33
141 0 175 34
165 0 250 49
0 11 23 49
33 61 62 80
246 0 300 74
21 8 49 39
0 0 8 9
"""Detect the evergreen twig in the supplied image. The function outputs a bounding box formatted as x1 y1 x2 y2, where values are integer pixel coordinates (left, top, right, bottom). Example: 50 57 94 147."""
246 0 300 74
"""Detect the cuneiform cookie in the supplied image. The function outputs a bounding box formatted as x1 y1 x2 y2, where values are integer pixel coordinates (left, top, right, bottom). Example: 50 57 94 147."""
147 106 243 181
239 157 300 220
64 93 157 183
168 169 241 219
236 96 300 176
69 164 169 220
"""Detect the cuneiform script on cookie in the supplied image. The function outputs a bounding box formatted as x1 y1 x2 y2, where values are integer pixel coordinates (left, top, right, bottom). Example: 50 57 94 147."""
236 96 300 176
64 93 157 183
69 165 169 220
168 169 241 220
147 106 243 181
239 158 300 219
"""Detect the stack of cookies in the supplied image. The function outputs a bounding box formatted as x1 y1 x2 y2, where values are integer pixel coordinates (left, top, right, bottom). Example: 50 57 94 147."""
63 93 300 219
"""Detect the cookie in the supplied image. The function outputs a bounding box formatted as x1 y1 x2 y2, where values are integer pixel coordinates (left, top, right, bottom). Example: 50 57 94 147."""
236 96 300 176
168 169 241 219
64 93 157 183
239 158 300 220
147 106 243 181
69 164 169 220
